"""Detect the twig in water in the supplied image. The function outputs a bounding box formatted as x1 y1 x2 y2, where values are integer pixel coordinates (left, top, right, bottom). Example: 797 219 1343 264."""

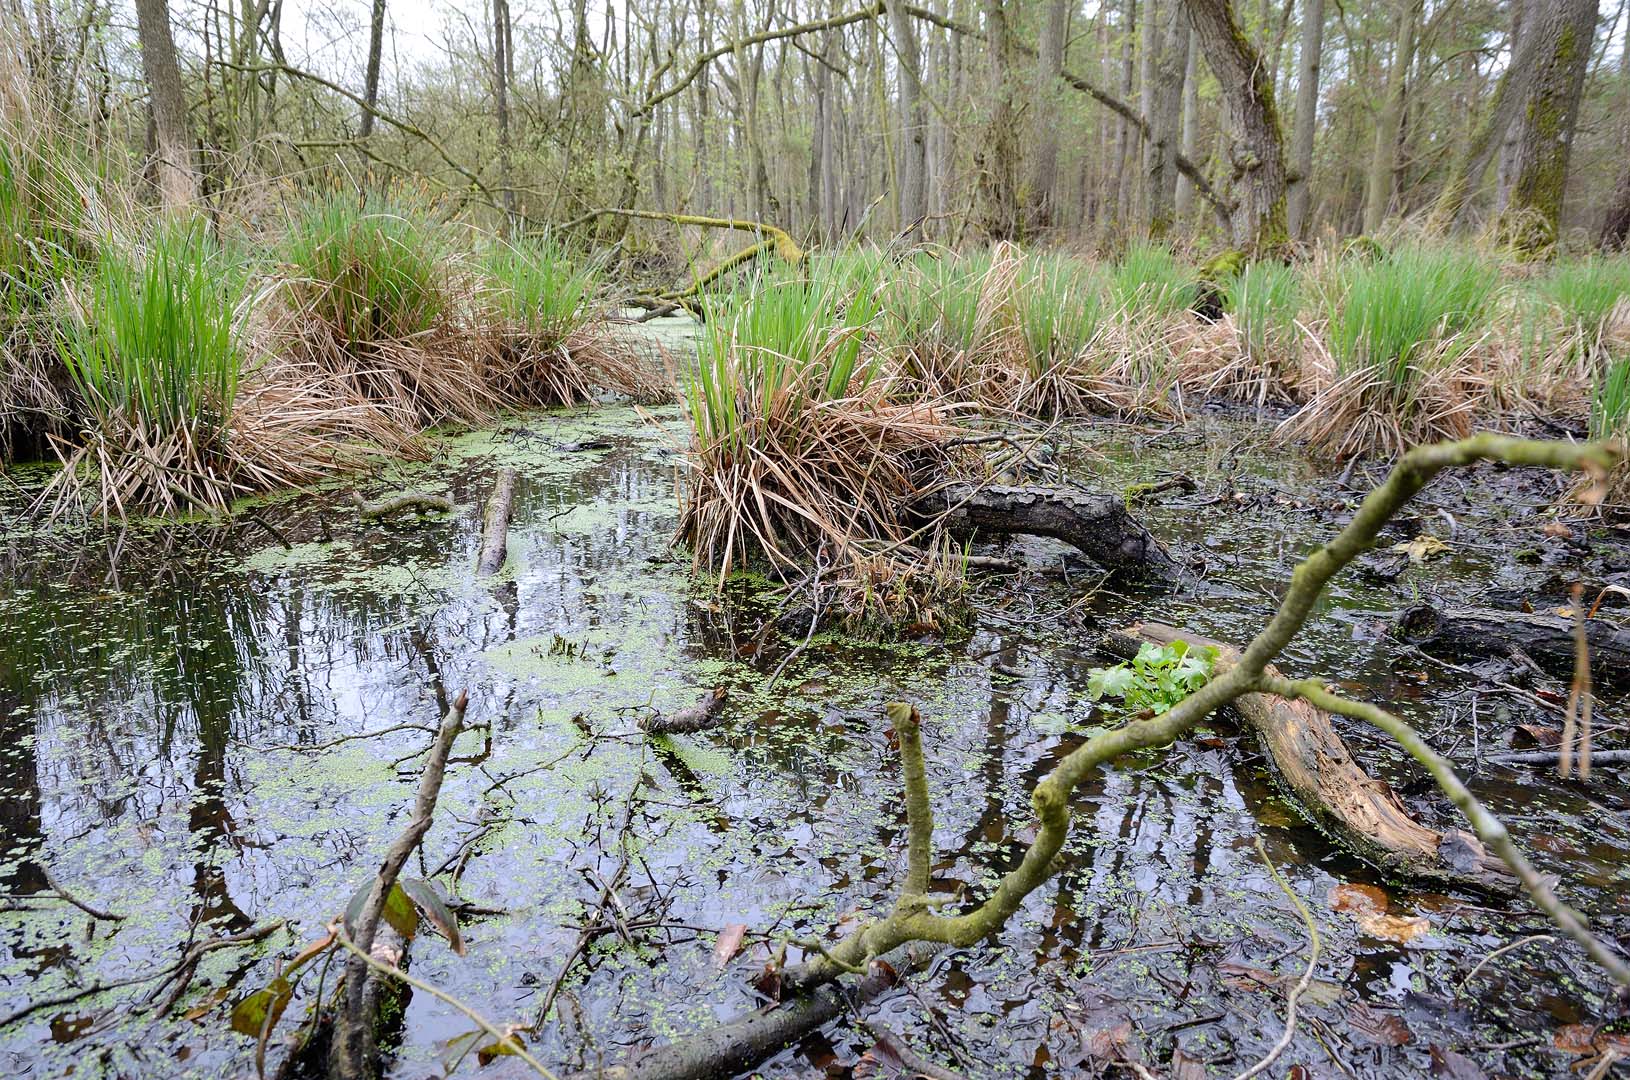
332 924 556 1079
1232 838 1320 1080
41 868 125 922
1459 934 1557 991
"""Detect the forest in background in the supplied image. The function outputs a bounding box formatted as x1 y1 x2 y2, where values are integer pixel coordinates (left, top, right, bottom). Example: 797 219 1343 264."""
7 0 1629 257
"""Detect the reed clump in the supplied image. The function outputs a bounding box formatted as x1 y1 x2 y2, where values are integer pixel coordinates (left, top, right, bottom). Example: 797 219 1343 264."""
39 223 276 517
1279 245 1497 459
679 264 966 591
267 193 501 428
481 236 669 405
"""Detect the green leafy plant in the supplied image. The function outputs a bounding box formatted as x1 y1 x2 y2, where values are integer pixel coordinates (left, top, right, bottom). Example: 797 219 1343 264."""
1087 640 1216 716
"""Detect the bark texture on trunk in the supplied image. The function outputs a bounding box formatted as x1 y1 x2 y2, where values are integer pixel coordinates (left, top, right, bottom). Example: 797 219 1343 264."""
360 0 386 137
1286 0 1323 239
1146 0 1191 237
907 484 1184 581
888 0 929 226
1496 0 1598 249
134 0 198 209
1183 0 1289 253
1362 0 1418 234
1123 624 1517 893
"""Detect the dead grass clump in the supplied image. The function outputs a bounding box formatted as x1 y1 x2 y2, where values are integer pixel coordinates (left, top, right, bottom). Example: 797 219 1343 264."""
680 269 968 587
882 247 1025 407
267 193 501 428
1277 245 1497 459
481 236 672 405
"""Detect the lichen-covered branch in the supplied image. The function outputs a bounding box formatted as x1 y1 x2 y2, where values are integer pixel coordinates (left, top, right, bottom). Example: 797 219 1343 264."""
1257 674 1630 992
785 434 1625 993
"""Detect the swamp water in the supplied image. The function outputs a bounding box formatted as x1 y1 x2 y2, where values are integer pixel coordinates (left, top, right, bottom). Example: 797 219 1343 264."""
1 403 1627 1079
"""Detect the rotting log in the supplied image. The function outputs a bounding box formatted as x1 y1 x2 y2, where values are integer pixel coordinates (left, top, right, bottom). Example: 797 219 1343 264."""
1398 604 1630 688
640 687 728 736
567 941 941 1080
476 469 518 576
350 491 454 519
907 483 1183 581
1118 623 1517 893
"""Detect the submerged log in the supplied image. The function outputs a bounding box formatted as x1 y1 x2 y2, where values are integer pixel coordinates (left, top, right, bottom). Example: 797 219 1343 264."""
1398 604 1630 687
350 491 455 519
1121 623 1517 893
907 483 1183 581
476 469 518 576
640 687 729 736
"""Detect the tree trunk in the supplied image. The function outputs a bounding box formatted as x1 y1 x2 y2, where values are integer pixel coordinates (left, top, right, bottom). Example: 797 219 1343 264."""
1174 28 1201 219
1496 0 1598 250
360 0 385 138
888 0 928 226
978 0 1021 239
1362 0 1419 234
492 0 516 226
1184 0 1289 253
1286 0 1322 240
1031 0 1070 229
1601 38 1630 249
1146 0 1190 237
134 0 198 209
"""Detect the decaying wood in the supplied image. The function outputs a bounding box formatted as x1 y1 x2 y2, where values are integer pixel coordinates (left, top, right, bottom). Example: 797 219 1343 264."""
1121 623 1517 893
350 491 455 519
907 483 1183 581
477 468 518 576
640 687 728 735
329 692 468 1080
570 941 940 1080
1398 604 1630 688
1486 749 1630 768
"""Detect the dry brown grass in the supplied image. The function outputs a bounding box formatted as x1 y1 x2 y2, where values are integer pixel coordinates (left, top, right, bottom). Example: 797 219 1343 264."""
679 365 967 583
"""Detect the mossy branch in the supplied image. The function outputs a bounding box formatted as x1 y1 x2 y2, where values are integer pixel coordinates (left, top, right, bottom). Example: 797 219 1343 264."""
785 434 1627 994
563 208 804 265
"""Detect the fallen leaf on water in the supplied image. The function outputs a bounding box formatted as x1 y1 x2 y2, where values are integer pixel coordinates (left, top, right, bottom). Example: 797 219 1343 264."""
1554 1023 1630 1057
1329 882 1431 943
1541 522 1573 539
712 923 748 971
1168 1048 1207 1080
1511 723 1562 748
1392 535 1450 563
1429 1044 1487 1079
180 986 230 1022
1347 1000 1412 1046
1087 1020 1140 1063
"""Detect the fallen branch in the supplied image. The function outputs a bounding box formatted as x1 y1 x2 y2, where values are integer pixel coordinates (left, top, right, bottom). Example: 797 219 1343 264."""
1484 749 1630 767
41 867 126 922
639 688 729 736
780 436 1629 998
907 483 1184 581
569 941 941 1080
477 469 518 576
563 208 804 264
1118 623 1516 892
1397 603 1630 688
330 692 468 1080
350 491 454 519
857 1023 967 1080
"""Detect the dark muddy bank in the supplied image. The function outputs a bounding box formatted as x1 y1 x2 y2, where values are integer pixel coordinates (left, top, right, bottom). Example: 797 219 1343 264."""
1 404 1627 1080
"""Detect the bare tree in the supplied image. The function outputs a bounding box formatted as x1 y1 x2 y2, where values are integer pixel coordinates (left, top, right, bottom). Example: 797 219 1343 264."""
134 0 198 209
1286 0 1323 239
360 0 386 138
1184 0 1289 252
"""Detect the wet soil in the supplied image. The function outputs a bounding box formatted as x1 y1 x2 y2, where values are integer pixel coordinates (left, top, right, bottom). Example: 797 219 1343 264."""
1 402 1628 1080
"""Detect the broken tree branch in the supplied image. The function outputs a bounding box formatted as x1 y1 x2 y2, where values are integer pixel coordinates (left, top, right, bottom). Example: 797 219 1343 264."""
477 468 518 576
639 687 729 735
350 491 454 519
908 483 1184 581
330 691 468 1079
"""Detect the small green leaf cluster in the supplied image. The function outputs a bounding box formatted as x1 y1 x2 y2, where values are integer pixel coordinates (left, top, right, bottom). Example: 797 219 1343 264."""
1086 640 1216 716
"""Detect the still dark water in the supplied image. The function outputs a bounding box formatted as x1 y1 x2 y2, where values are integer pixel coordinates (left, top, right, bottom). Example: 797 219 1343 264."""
1 404 1626 1079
